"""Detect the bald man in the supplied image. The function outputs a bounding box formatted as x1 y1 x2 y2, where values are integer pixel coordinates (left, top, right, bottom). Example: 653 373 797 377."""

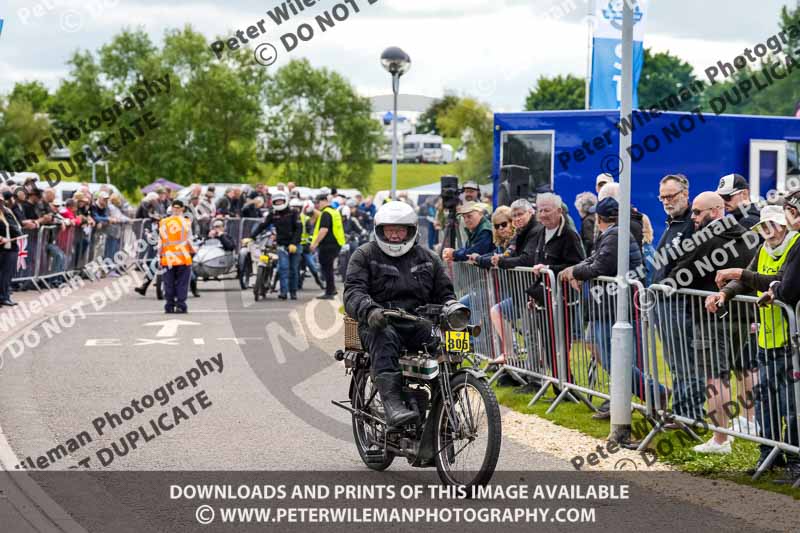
663 190 759 453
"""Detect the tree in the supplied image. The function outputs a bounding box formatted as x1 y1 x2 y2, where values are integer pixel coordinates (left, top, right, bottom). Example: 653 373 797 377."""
34 26 268 192
638 48 701 111
524 74 584 111
260 59 381 191
417 93 460 135
9 81 51 113
437 98 494 182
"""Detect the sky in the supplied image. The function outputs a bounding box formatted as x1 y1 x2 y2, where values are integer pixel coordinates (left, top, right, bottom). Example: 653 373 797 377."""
0 0 797 112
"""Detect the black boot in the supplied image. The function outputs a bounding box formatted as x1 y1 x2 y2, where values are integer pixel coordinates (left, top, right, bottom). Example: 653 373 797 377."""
374 371 418 427
313 271 325 290
135 278 152 296
191 278 200 297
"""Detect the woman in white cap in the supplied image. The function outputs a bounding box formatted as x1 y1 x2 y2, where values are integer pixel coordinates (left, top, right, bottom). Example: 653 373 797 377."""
707 204 800 473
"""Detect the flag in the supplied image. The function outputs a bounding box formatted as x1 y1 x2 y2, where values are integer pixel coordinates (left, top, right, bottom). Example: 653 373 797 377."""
590 0 648 110
17 235 28 271
0 19 4 38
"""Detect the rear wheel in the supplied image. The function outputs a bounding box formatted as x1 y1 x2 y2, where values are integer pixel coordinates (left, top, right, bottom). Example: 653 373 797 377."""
351 368 395 471
434 373 501 488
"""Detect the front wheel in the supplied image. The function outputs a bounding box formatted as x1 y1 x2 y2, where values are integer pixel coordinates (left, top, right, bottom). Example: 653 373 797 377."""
434 373 501 488
239 256 251 290
254 266 266 301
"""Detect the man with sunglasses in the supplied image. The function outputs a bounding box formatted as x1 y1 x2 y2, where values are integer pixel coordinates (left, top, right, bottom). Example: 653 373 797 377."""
716 173 761 233
441 202 493 263
665 191 758 453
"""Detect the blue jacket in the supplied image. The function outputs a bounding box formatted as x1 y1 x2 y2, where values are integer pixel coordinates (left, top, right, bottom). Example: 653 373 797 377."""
453 217 494 261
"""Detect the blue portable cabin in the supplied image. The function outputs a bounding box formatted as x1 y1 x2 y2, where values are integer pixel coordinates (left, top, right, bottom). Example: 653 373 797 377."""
492 109 800 240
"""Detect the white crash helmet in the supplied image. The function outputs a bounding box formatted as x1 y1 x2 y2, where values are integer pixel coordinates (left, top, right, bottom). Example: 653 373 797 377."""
374 201 418 257
340 206 351 218
289 198 304 209
272 191 288 211
303 200 315 215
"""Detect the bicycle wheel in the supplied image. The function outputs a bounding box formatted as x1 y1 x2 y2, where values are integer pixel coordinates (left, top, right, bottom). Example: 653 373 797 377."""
434 373 501 487
351 368 395 471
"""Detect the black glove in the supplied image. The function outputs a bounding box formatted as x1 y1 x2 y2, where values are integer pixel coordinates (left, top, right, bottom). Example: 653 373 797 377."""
367 307 386 329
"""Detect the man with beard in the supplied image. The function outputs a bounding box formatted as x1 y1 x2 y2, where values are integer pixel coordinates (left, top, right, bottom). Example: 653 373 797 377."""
665 191 758 454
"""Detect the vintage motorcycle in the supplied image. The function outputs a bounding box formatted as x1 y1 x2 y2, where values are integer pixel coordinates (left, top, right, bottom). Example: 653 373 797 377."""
252 231 279 301
332 303 501 488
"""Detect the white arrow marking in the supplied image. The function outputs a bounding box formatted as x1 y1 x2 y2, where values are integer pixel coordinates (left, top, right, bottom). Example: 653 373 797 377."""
142 319 201 337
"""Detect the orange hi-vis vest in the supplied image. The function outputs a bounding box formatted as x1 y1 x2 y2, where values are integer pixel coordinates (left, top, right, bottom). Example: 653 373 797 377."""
159 215 194 267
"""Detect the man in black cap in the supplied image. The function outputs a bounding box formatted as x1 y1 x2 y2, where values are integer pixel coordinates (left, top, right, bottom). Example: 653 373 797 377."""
716 173 761 231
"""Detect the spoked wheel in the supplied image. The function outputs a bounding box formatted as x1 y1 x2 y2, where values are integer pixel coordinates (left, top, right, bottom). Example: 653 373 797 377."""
239 257 251 290
254 266 266 301
351 368 395 471
434 373 501 488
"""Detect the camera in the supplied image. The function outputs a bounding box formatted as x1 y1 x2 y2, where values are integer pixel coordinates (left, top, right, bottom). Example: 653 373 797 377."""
440 175 461 210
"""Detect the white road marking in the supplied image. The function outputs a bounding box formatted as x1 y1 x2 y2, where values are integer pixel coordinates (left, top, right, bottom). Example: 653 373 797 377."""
81 309 293 316
142 319 201 337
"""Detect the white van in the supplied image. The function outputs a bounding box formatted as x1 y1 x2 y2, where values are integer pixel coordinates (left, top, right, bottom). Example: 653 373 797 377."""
403 134 444 164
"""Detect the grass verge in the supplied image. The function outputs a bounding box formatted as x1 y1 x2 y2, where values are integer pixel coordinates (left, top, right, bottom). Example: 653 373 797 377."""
368 162 457 195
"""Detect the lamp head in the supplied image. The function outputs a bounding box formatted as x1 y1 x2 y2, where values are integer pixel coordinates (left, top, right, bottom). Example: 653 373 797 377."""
381 46 411 76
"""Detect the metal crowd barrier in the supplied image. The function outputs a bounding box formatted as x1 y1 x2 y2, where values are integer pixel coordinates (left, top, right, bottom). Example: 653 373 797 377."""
449 262 800 481
641 284 800 480
12 219 149 289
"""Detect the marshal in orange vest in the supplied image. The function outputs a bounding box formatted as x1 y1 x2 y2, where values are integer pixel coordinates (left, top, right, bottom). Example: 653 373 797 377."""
159 215 195 267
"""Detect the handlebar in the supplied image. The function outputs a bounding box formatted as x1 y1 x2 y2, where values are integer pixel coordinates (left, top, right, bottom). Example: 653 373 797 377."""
382 309 422 322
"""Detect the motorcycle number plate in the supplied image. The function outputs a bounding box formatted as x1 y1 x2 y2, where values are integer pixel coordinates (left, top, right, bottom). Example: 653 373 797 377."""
445 331 470 352
260 255 270 263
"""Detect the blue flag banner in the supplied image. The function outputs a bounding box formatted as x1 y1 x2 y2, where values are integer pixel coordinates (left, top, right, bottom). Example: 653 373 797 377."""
0 19 4 37
590 1 648 110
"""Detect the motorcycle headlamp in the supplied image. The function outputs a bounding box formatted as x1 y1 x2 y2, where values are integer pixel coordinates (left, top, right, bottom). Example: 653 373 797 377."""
442 301 470 331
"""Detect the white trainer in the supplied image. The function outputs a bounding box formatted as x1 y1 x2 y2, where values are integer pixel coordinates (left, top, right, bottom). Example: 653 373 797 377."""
692 436 732 454
731 416 760 435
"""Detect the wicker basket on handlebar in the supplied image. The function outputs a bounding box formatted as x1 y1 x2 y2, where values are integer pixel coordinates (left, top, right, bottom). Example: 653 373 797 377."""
344 316 363 351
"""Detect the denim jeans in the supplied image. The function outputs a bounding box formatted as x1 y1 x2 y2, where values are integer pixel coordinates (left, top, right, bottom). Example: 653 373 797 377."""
655 298 706 419
104 236 121 265
46 243 65 273
277 247 300 296
591 320 666 403
302 250 319 276
756 347 799 460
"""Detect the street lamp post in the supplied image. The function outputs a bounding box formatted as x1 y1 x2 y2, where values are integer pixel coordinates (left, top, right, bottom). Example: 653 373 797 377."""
381 46 411 201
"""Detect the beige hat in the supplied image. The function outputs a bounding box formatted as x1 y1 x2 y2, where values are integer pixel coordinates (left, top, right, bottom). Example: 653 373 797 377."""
751 204 786 231
456 201 483 215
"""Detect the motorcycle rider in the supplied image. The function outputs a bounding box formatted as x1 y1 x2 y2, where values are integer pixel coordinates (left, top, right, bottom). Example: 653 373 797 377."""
250 191 302 300
344 201 458 427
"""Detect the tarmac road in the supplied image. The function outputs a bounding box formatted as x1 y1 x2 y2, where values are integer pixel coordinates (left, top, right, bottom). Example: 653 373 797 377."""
0 275 788 531
0 277 567 472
